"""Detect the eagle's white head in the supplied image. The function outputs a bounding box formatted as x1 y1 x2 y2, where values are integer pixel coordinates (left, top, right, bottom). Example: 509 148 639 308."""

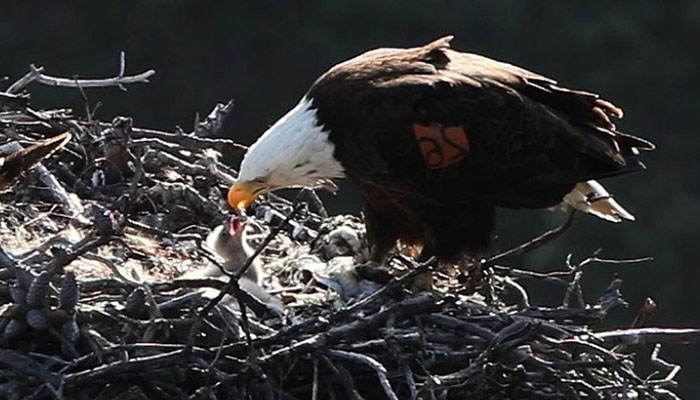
228 97 345 210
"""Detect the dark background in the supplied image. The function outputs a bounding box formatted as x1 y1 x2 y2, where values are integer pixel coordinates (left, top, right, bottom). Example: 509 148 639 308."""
2 1 698 396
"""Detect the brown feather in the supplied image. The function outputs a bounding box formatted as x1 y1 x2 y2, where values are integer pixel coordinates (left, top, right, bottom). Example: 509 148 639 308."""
305 37 654 262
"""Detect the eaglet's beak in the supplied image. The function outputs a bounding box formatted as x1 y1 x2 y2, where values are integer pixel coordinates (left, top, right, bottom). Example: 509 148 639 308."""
227 181 267 210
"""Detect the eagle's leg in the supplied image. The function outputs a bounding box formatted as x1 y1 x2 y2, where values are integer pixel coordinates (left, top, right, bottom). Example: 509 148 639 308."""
420 202 495 289
362 203 400 264
355 203 400 284
422 201 495 262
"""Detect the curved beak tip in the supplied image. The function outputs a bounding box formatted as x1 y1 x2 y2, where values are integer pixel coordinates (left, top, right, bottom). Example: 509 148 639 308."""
227 183 254 211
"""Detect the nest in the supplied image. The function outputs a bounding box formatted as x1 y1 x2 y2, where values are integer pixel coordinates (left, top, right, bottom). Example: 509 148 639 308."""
0 56 696 400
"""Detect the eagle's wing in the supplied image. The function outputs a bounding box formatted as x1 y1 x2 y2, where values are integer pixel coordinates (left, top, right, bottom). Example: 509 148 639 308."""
369 38 653 208
444 49 654 150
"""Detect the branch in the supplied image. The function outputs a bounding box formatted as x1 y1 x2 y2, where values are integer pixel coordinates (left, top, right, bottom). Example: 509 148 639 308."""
326 349 399 400
593 328 700 346
129 126 248 155
485 211 576 265
0 349 61 387
192 100 235 138
339 256 436 316
7 52 155 93
0 91 30 108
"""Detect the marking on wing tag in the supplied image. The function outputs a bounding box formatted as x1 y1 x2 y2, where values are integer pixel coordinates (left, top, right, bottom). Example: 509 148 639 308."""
413 123 469 169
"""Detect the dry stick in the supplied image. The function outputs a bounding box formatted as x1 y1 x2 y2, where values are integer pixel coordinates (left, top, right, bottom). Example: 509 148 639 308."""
82 253 163 319
127 125 248 155
492 252 652 288
648 344 682 386
222 261 414 354
546 336 643 384
33 163 88 223
0 349 61 388
501 275 530 308
312 358 320 400
326 349 400 400
44 233 111 276
7 52 155 94
63 349 188 387
321 355 366 400
339 256 437 317
593 328 700 346
0 91 29 108
400 362 418 400
235 299 254 354
484 211 576 265
563 269 585 309
192 100 235 138
302 188 328 219
260 294 436 365
578 255 653 267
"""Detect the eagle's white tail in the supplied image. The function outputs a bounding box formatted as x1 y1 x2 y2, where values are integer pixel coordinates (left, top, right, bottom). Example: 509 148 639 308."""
556 180 635 223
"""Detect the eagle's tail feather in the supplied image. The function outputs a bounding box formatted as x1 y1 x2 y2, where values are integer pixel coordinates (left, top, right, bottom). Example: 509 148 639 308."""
557 180 635 223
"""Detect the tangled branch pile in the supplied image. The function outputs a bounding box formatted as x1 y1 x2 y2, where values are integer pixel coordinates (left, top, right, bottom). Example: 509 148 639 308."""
0 58 696 400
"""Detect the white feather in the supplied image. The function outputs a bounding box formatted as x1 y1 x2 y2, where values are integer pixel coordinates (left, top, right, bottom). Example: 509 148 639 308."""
238 97 344 188
555 180 635 223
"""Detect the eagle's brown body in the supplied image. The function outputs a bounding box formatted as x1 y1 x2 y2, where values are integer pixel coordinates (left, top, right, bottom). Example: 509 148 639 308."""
305 37 653 262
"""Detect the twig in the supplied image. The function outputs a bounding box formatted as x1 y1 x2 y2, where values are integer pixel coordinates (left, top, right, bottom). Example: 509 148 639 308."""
7 53 155 94
63 349 189 387
0 91 30 108
485 211 576 264
33 163 88 223
0 349 61 387
326 349 399 400
260 294 437 364
128 126 247 155
648 344 681 386
44 232 111 276
192 100 235 138
312 357 319 400
302 188 328 219
81 253 163 319
593 328 700 346
235 203 304 281
500 275 530 308
339 256 436 316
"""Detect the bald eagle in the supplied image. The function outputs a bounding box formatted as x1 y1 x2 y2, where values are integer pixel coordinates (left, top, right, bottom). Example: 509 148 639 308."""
228 37 654 263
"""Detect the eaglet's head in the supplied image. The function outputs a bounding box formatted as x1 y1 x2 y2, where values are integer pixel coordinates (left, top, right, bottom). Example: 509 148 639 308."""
227 97 345 210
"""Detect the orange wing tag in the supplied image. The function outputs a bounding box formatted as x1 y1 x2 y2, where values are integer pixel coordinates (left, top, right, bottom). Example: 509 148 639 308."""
413 123 470 169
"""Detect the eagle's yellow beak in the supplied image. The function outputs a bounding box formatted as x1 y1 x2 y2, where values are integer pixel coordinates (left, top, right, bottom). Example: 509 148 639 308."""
227 181 265 210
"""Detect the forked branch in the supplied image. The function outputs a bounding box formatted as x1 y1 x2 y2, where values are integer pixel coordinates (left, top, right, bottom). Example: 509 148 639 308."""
7 52 155 93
